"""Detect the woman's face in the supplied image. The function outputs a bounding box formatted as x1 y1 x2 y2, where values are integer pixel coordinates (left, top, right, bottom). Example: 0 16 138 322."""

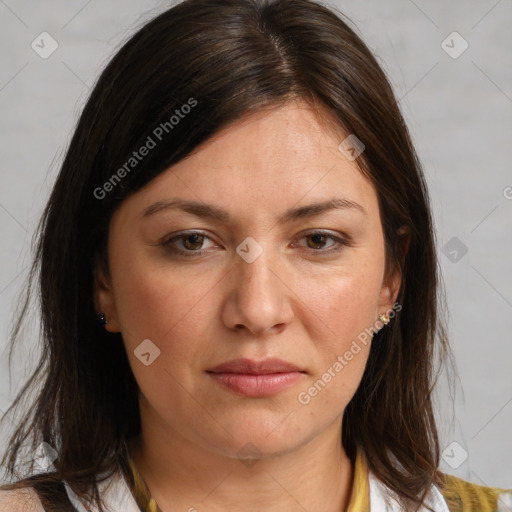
95 101 402 460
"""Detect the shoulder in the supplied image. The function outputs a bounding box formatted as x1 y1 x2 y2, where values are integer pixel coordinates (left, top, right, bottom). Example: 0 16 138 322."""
440 472 512 512
0 487 45 512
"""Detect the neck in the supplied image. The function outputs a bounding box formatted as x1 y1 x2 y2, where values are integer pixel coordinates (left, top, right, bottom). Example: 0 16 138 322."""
129 417 354 512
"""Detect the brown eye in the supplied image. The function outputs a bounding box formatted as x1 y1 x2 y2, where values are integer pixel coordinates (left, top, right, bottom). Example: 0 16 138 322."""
295 231 349 255
181 233 205 251
160 231 216 257
305 233 329 250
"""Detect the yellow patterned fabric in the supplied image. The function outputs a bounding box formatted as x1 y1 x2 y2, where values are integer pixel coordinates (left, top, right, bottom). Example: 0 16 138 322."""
440 473 511 512
126 453 160 512
125 449 511 512
346 447 370 511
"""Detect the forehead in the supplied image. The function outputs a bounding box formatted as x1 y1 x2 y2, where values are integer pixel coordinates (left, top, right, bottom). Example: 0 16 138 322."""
184 101 352 175
117 101 380 227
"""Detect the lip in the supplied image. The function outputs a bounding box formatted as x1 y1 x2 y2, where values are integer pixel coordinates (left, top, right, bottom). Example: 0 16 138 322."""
206 358 306 397
208 357 303 374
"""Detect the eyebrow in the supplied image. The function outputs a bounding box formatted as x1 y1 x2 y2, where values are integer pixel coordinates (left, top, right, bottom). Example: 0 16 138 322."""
141 197 366 224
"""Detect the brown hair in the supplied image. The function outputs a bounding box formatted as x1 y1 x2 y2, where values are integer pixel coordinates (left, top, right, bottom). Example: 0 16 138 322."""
0 0 451 510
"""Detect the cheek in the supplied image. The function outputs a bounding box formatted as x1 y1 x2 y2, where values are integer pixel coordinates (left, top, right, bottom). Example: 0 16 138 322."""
112 262 216 410
110 252 217 359
292 258 383 404
299 258 383 349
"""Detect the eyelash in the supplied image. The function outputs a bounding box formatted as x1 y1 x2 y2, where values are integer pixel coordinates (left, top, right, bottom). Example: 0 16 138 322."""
160 230 349 257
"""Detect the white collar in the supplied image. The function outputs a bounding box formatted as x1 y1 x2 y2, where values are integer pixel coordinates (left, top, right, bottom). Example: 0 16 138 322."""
63 470 140 512
369 470 450 512
63 466 451 511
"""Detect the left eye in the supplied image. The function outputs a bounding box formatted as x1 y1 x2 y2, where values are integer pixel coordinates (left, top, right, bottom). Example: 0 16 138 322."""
299 232 342 251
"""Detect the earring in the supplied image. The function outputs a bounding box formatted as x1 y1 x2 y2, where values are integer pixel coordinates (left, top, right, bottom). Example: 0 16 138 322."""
378 313 390 326
98 313 108 326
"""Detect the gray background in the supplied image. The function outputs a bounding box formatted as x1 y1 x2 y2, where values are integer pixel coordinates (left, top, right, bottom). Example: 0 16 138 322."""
1 0 511 489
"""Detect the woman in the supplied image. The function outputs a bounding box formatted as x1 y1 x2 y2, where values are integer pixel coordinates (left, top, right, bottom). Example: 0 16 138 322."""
0 0 510 510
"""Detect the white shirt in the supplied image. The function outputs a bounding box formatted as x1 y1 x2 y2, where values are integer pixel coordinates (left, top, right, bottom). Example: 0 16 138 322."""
64 468 452 512
0 466 452 511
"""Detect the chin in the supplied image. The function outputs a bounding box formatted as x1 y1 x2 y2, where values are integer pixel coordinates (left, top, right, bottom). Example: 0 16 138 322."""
200 413 310 461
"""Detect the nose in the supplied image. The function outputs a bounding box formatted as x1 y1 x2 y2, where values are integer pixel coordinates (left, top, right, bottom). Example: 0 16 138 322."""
220 247 294 337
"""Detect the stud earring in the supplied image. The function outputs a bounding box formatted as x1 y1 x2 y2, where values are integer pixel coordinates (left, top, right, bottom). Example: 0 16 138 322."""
378 313 390 326
98 313 108 326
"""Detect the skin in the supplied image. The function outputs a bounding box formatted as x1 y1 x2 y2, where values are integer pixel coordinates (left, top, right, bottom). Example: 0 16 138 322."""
94 100 408 512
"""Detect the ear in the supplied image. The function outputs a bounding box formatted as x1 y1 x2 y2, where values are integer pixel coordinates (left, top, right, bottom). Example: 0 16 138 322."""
377 225 410 314
93 263 121 333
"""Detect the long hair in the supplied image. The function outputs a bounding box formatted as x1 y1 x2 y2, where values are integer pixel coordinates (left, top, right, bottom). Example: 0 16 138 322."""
1 0 451 510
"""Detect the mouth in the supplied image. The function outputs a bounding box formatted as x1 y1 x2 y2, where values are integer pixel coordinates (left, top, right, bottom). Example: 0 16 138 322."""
206 358 306 398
